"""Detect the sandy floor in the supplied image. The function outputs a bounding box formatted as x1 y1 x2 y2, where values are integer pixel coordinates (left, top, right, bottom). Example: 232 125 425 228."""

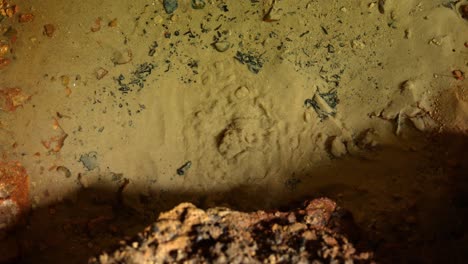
0 0 467 263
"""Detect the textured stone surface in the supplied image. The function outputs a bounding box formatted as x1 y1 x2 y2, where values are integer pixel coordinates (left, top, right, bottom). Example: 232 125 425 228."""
90 198 373 264
0 161 29 231
0 161 29 263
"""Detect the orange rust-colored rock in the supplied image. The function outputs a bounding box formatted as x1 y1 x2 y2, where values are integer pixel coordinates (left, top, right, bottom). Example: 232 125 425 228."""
41 119 68 152
0 0 18 18
108 18 117 28
0 43 9 57
0 57 10 68
90 17 102 32
18 13 34 23
0 161 29 231
452 70 465 81
0 87 31 112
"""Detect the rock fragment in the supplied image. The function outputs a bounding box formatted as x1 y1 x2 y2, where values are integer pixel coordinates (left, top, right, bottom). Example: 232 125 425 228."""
191 0 206 9
0 2 17 17
378 0 386 14
79 152 99 171
111 49 133 65
41 119 68 152
56 166 71 178
452 70 465 81
95 67 109 80
90 17 102 32
263 0 282 22
18 13 34 23
329 137 347 158
212 41 230 52
235 86 249 99
43 24 55 37
0 87 31 112
108 18 118 27
163 0 178 14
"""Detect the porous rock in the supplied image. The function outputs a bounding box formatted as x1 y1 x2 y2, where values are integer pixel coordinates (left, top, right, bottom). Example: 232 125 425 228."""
90 198 374 263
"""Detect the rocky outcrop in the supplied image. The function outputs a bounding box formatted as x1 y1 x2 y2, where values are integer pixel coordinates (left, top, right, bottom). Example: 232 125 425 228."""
90 198 373 264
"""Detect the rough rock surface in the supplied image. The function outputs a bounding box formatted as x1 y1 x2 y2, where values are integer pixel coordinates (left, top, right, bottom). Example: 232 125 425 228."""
0 161 29 263
90 198 373 264
0 161 29 231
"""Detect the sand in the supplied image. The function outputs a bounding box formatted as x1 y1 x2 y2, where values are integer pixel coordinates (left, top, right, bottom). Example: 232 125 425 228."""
0 0 467 263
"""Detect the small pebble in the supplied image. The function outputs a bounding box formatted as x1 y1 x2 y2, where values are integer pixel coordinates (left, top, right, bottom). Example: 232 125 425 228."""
213 41 230 52
56 166 72 178
263 2 282 22
60 75 70 86
378 0 386 14
330 137 347 158
404 29 412 39
235 86 249 99
400 80 415 92
90 17 102 32
108 18 118 27
79 152 99 171
96 67 109 80
18 13 34 23
0 44 9 57
351 40 365 49
163 0 178 14
452 70 465 81
112 49 132 65
191 0 206 9
43 24 55 37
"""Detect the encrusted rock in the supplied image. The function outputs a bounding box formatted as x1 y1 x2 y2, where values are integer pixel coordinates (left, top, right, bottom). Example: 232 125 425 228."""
90 198 374 263
0 161 29 231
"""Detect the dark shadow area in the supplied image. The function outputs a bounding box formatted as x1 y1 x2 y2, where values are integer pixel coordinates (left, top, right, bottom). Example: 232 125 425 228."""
0 132 466 264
